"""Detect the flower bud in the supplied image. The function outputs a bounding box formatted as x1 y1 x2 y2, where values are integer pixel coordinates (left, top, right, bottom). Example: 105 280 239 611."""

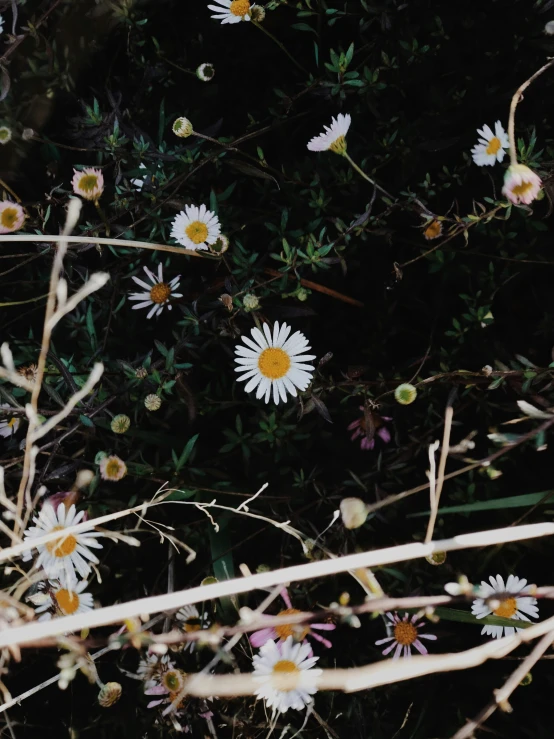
98 682 122 707
339 497 369 529
110 414 130 434
394 383 417 405
172 117 194 138
144 394 162 411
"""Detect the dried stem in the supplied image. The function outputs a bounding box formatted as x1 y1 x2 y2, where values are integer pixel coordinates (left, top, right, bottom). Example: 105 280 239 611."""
425 398 454 543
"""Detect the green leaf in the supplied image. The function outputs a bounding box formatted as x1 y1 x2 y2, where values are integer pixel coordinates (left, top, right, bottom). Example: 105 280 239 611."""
79 414 95 428
434 607 533 629
408 491 554 517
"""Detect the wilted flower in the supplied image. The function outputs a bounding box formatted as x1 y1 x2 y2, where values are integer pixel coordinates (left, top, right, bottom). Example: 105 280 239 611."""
347 407 392 450
172 117 193 138
22 503 103 583
242 293 260 312
502 163 542 206
234 322 316 405
340 497 369 530
252 637 321 714
98 681 122 707
250 588 335 649
171 204 221 251
307 114 351 155
128 263 182 319
144 394 162 411
250 4 265 21
471 574 539 639
17 363 38 387
0 125 12 145
471 121 509 166
394 383 417 405
99 455 127 482
375 612 437 659
110 414 130 434
196 63 215 81
0 403 20 438
0 201 25 234
72 167 104 201
423 219 442 240
208 234 229 254
209 0 252 24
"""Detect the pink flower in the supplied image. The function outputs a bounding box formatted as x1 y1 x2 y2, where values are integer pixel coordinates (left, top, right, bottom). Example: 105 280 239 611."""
0 201 25 234
71 167 104 201
375 612 437 659
347 407 392 451
249 588 335 649
502 163 542 205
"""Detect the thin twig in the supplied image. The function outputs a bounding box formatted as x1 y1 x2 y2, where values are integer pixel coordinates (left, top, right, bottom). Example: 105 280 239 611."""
425 395 454 543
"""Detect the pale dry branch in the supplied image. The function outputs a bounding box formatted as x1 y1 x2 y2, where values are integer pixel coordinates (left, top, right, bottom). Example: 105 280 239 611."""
0 234 205 257
425 400 454 543
1 521 554 650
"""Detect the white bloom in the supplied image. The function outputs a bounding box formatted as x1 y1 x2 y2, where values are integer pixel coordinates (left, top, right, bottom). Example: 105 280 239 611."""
208 0 252 24
176 604 211 651
196 63 215 82
22 503 103 583
130 163 151 190
170 204 221 251
502 163 542 206
307 113 351 154
471 121 509 166
471 574 539 639
375 612 437 659
128 263 182 319
137 651 175 691
30 578 94 621
0 403 20 438
252 637 321 714
234 321 316 404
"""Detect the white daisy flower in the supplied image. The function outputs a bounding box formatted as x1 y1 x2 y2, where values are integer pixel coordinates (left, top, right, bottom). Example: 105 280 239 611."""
29 578 94 621
471 121 509 166
0 403 20 438
471 574 539 639
196 63 215 82
128 263 183 319
252 637 321 714
137 651 175 691
176 604 211 651
170 204 221 251
208 0 252 24
307 113 351 155
22 503 103 583
375 612 437 659
99 454 127 482
234 321 316 404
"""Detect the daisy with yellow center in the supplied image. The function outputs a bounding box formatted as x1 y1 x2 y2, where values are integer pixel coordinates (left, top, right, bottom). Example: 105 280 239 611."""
30 577 94 621
471 574 539 639
208 0 253 24
71 167 104 201
171 204 221 251
502 163 542 206
99 454 127 482
0 201 25 234
176 604 211 651
307 113 351 155
145 668 187 710
22 503 103 582
129 263 183 319
250 588 335 648
234 321 316 405
253 637 321 714
375 612 437 659
471 121 509 166
0 403 20 438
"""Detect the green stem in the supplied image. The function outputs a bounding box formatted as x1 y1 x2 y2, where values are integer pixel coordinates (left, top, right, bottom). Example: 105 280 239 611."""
343 151 395 200
253 21 308 75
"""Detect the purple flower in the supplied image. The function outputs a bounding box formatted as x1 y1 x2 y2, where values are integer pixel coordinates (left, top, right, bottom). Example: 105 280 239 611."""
375 612 437 659
347 407 392 451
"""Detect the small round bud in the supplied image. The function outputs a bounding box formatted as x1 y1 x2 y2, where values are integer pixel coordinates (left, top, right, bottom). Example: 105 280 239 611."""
22 128 36 141
519 672 533 686
172 117 193 138
394 383 417 405
0 126 12 145
74 469 95 490
242 293 260 312
481 365 493 377
196 63 215 82
219 293 233 312
297 288 309 302
209 234 229 255
340 497 369 530
135 367 148 379
144 394 162 411
98 681 122 707
111 414 131 434
544 20 554 35
250 4 265 21
426 551 447 566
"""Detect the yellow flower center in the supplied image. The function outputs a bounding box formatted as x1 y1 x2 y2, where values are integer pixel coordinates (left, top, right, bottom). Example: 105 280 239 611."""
275 608 310 640
150 282 172 304
0 129 9 141
272 659 300 691
163 670 185 692
185 220 209 245
45 526 78 558
485 137 501 155
511 181 533 198
394 621 418 646
258 347 291 380
7 417 17 429
329 135 347 155
493 597 517 618
55 588 80 615
0 207 19 229
183 618 202 633
105 459 124 479
424 220 442 240
78 175 99 192
230 0 250 16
